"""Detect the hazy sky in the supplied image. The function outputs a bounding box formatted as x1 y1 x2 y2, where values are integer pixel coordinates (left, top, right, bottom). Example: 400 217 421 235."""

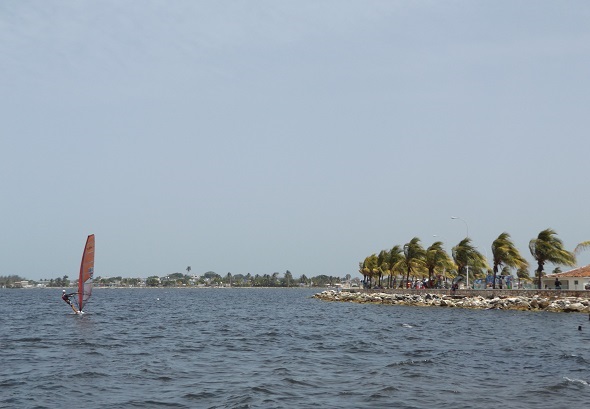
2 1 590 280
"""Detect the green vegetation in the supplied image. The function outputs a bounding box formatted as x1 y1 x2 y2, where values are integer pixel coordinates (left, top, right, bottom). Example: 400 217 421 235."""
1 271 357 289
491 232 528 289
529 229 576 289
0 275 27 287
425 241 454 283
361 229 585 289
0 274 70 288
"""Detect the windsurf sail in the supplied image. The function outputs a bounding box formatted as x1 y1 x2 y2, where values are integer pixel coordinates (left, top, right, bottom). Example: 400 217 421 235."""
77 234 95 312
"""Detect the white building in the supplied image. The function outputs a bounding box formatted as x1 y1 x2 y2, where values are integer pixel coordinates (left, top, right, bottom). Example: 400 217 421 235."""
543 265 590 290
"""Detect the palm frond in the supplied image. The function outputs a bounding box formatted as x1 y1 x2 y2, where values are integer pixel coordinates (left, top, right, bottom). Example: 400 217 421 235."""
574 241 590 255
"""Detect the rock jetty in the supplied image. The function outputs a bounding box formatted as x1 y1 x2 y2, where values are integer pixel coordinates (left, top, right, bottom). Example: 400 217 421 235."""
314 290 590 313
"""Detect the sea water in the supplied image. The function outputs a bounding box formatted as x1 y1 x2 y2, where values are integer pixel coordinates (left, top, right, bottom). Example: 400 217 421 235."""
1 288 589 408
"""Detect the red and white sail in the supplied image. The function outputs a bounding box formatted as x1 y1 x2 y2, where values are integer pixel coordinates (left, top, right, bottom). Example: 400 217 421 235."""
77 234 95 312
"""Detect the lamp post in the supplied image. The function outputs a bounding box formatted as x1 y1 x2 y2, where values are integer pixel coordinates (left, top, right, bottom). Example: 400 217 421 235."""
403 244 409 289
451 216 469 238
451 216 470 288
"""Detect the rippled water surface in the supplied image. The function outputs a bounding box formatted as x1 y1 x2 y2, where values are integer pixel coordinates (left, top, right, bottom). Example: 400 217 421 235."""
1 288 589 408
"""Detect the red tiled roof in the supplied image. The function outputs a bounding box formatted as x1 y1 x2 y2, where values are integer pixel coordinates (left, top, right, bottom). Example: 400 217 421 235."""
546 264 590 278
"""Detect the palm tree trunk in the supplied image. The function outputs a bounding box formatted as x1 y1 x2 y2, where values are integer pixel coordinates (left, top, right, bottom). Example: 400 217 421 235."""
537 262 543 289
492 264 498 289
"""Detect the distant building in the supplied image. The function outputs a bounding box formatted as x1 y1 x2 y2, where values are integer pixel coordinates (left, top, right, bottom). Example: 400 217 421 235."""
543 265 590 290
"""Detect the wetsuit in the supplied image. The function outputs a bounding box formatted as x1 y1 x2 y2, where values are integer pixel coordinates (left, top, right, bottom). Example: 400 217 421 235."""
62 293 75 305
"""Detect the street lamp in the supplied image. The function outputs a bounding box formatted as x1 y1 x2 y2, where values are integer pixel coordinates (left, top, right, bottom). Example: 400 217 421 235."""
451 216 469 238
451 216 470 288
403 244 409 288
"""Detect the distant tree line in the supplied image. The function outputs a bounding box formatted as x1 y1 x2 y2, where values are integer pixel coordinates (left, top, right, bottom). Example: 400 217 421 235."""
2 271 359 289
142 270 355 288
95 276 143 287
0 275 71 288
0 275 26 287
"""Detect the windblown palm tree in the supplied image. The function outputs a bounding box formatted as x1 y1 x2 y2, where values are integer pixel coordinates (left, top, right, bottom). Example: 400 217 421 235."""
376 249 390 288
424 241 454 285
491 232 528 289
516 267 531 285
388 245 405 288
574 241 590 255
401 237 426 288
452 238 487 286
529 228 576 289
360 254 378 288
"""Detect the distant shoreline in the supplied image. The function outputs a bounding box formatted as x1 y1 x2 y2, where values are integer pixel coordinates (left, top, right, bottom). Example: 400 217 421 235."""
6 286 323 290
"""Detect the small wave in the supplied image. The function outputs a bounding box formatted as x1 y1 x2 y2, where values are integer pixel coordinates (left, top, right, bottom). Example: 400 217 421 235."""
272 367 289 375
542 377 590 394
386 359 434 368
403 336 423 343
251 386 275 395
560 353 590 364
283 377 313 387
183 391 216 400
176 347 205 353
564 377 590 387
224 393 254 408
75 371 109 378
0 379 26 387
15 337 43 342
128 351 150 356
122 399 189 408
401 323 414 328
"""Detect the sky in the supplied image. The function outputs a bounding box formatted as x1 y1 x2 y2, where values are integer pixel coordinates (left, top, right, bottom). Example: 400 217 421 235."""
2 0 590 280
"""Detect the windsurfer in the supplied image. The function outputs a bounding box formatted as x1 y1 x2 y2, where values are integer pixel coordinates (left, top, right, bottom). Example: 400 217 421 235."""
62 290 78 313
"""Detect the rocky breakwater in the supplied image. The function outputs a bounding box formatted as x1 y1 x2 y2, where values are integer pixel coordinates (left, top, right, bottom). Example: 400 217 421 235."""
313 290 590 313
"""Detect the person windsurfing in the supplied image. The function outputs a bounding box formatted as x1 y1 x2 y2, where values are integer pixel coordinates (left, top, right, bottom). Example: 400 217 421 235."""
62 289 78 313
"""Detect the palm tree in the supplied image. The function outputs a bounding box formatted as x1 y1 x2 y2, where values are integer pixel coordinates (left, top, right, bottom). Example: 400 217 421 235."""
516 267 531 286
529 228 576 289
285 270 293 287
452 238 487 287
360 254 378 288
271 272 280 286
186 266 191 275
388 245 405 288
402 237 426 288
574 240 590 255
358 262 365 285
491 232 528 289
376 249 390 288
424 241 454 286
